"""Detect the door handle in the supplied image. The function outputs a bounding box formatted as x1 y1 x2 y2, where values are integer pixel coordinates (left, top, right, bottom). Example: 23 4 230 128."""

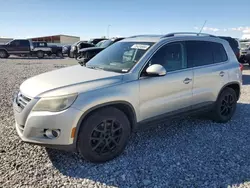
219 71 225 77
183 78 192 84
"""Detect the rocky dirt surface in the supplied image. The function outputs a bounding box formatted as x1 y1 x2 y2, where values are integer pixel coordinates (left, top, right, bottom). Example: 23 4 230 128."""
1 57 250 188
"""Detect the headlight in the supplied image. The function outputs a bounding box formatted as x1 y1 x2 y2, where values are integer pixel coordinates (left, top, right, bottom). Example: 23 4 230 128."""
32 93 78 112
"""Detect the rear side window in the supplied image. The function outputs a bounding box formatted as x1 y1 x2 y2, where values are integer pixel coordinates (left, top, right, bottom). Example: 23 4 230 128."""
10 40 20 46
211 42 228 63
20 40 29 46
186 41 228 67
186 41 213 67
38 42 46 47
219 37 238 48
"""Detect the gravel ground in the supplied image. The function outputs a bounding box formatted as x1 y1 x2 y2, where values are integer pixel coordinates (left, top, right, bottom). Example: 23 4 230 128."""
1 57 250 188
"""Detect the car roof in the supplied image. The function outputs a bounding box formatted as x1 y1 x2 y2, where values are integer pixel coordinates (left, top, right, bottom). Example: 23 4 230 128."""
122 35 163 42
122 34 228 44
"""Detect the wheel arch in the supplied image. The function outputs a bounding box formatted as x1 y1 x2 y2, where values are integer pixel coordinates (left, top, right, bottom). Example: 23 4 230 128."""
217 82 241 101
74 101 137 144
0 48 8 53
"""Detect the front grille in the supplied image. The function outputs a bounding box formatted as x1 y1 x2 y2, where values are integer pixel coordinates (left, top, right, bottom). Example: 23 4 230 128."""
16 92 31 109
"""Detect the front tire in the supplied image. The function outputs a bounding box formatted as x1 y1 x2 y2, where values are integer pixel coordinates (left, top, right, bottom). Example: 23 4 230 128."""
0 50 8 58
211 87 237 123
77 107 131 163
37 51 44 59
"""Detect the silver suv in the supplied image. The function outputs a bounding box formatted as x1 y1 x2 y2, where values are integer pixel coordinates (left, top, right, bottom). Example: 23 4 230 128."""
13 32 242 163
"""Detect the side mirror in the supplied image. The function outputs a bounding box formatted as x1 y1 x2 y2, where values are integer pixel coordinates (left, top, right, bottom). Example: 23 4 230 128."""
146 64 166 76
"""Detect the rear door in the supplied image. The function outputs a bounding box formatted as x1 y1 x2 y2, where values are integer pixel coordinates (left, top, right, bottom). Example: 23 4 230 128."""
19 40 30 53
187 40 229 109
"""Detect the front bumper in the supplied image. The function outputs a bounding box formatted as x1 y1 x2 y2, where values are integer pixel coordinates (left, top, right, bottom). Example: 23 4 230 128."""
13 96 83 150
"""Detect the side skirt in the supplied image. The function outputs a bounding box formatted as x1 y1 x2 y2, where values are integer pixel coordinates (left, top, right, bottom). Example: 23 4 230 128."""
136 102 214 131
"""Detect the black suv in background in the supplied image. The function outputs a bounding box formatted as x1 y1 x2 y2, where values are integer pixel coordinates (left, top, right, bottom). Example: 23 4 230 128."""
47 44 63 57
33 42 63 57
62 45 71 57
88 38 106 45
77 37 125 65
69 41 94 58
218 36 241 60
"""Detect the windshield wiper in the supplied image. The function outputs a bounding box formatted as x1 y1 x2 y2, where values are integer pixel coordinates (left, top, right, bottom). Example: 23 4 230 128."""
86 66 104 71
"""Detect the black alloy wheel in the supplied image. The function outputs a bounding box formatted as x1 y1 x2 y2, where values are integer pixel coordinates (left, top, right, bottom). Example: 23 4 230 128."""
211 87 237 123
90 120 123 155
77 107 131 163
220 94 235 117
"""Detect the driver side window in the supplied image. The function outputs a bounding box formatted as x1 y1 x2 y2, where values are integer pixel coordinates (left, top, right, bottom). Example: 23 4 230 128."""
149 42 186 72
10 40 20 46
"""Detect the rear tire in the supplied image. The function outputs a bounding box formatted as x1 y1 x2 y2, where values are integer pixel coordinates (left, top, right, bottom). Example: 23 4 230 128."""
211 87 237 123
56 51 63 58
37 51 44 59
77 107 131 163
0 50 8 58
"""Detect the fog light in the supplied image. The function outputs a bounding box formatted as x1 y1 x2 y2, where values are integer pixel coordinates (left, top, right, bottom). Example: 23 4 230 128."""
44 129 60 139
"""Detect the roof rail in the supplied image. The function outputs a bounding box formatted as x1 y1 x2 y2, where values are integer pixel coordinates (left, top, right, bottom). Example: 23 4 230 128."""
161 32 216 38
128 34 163 38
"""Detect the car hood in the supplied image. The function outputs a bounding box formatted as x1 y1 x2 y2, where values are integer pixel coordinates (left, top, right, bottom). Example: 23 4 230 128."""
78 47 105 53
20 65 123 98
0 44 7 47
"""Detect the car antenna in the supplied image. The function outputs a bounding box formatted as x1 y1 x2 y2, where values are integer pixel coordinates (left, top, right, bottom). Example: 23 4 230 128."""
198 20 207 35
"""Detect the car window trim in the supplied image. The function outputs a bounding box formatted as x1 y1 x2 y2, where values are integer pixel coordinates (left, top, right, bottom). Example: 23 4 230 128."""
139 41 189 78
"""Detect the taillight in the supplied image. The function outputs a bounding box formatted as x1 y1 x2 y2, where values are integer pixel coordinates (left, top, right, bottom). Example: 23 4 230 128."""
239 63 243 71
236 52 240 59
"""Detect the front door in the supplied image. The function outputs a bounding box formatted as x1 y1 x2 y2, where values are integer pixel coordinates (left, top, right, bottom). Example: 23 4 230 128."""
139 42 193 121
7 40 21 53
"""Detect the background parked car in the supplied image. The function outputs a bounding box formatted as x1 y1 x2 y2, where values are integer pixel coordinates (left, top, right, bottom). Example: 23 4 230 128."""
0 39 51 58
240 46 250 65
239 41 250 64
47 44 63 57
33 42 63 58
62 45 71 57
77 37 125 65
88 38 106 45
218 36 241 60
69 41 94 58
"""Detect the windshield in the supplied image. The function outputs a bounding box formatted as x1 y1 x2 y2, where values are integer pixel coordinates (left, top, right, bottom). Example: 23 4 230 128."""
6 40 14 45
95 40 107 47
99 40 113 48
86 41 154 73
